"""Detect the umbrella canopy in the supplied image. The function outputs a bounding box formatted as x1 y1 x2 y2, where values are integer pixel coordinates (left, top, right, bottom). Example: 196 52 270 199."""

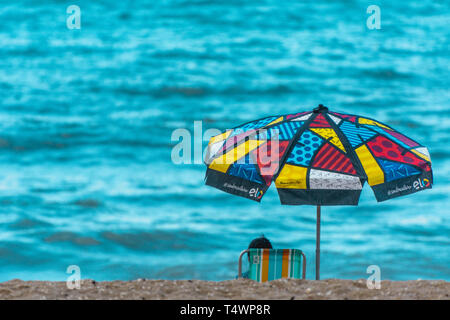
204 105 433 279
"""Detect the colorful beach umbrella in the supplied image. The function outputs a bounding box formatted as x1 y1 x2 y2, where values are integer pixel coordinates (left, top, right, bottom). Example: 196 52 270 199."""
204 104 433 280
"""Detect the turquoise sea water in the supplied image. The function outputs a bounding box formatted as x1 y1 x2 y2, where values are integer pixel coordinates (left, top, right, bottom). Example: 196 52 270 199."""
0 0 449 281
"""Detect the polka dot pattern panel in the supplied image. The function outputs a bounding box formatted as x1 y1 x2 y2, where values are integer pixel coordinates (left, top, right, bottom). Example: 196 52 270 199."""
287 130 323 166
367 136 429 171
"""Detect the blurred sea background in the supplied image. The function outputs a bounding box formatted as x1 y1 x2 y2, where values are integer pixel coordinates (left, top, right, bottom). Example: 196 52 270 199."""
0 0 449 281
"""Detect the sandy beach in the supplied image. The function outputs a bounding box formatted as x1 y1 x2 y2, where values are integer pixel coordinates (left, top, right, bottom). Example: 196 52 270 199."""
0 278 448 300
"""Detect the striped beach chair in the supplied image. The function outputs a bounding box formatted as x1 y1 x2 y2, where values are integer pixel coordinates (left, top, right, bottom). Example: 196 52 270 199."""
238 248 306 282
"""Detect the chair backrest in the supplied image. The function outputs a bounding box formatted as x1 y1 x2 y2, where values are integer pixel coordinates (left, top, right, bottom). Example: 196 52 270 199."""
239 248 306 282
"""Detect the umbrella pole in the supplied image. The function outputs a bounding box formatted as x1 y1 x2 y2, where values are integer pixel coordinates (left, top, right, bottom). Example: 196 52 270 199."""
316 205 321 280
